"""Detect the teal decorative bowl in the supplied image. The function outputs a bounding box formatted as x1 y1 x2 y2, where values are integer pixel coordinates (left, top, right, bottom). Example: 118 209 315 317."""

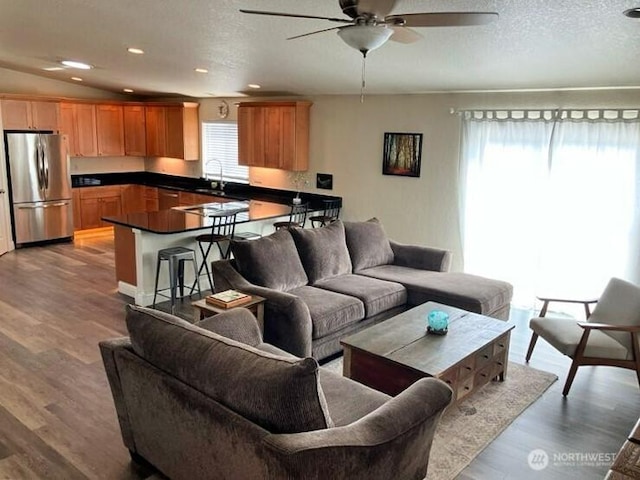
427 310 449 335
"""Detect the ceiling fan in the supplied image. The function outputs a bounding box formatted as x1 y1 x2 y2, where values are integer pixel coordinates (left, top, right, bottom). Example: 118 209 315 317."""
240 0 498 55
240 0 498 98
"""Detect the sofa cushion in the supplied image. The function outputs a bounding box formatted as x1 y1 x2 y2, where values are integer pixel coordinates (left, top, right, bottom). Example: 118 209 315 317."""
359 266 513 317
288 286 365 339
315 274 407 317
125 305 333 434
290 220 352 283
343 218 394 272
231 228 308 292
318 368 390 427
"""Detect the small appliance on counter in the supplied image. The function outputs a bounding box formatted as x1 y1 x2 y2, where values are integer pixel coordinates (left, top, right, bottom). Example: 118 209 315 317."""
4 132 73 246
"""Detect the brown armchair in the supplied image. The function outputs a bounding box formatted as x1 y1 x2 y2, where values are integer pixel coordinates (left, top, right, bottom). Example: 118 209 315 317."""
526 277 640 396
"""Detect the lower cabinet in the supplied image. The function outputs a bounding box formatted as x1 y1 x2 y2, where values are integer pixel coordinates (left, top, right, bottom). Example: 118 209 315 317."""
74 186 122 230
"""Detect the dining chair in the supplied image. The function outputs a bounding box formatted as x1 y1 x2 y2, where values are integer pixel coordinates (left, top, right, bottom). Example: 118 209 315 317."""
273 202 308 230
309 199 341 228
526 277 640 396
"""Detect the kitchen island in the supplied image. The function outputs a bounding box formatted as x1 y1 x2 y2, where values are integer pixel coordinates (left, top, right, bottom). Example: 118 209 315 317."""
103 198 294 306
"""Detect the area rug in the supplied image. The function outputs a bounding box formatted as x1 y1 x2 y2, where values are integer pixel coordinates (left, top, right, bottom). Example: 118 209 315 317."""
322 358 557 480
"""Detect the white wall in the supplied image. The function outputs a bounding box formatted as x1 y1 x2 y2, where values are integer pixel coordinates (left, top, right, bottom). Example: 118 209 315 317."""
200 89 640 271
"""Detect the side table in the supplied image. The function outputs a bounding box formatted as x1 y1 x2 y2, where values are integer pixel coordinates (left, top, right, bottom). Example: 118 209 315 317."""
191 294 266 334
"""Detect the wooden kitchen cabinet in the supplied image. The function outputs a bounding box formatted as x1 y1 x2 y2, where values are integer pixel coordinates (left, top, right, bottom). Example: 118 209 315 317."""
238 101 311 171
60 103 98 157
72 189 82 232
123 105 147 156
121 184 146 214
145 103 199 160
76 186 122 229
96 104 125 156
144 186 159 212
157 188 180 210
145 106 166 157
1 99 60 131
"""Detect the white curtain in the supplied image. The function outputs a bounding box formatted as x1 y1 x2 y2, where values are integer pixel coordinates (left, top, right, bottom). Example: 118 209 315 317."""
459 109 640 308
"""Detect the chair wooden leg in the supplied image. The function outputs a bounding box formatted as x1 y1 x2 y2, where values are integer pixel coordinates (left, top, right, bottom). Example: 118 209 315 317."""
562 359 580 396
525 332 538 362
562 328 591 397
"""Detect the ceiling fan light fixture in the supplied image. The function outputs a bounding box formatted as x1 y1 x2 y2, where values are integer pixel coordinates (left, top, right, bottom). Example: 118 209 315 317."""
337 25 393 54
624 7 640 18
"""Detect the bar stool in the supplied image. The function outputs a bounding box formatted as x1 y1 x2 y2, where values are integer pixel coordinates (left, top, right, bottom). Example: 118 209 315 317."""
309 199 341 228
193 211 237 292
273 202 308 230
152 246 201 314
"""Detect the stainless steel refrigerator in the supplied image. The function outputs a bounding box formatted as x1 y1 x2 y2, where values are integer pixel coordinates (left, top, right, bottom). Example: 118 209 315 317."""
5 133 73 245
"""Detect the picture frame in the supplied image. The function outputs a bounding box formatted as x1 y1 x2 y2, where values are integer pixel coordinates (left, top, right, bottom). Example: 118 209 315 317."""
382 132 423 177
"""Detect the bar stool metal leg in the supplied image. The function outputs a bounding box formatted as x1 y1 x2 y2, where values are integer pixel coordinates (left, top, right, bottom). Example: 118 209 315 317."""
152 253 162 308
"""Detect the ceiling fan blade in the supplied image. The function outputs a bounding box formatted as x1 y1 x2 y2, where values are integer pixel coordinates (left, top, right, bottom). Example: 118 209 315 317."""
239 9 352 24
287 26 343 40
389 26 423 44
385 12 499 27
339 0 398 19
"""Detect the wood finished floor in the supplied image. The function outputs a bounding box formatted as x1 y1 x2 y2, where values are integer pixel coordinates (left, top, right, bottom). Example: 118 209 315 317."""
0 230 638 479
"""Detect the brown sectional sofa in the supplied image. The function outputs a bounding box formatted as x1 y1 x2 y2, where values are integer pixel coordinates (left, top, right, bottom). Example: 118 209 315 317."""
101 305 453 479
212 219 513 361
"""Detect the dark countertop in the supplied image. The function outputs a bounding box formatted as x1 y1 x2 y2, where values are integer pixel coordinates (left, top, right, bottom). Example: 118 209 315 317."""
102 199 296 234
71 171 340 210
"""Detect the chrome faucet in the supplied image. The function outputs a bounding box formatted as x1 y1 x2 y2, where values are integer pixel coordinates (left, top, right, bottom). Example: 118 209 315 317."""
205 159 225 191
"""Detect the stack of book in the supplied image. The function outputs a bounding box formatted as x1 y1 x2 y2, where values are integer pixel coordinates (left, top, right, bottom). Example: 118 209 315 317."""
205 290 252 309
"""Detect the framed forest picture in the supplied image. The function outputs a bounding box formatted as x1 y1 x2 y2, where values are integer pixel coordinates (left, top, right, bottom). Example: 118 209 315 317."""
382 132 423 177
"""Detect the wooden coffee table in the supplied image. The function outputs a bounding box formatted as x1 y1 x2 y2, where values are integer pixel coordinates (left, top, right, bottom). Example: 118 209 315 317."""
341 302 515 401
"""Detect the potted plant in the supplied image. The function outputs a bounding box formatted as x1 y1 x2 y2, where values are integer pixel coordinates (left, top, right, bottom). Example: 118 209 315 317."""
289 171 309 204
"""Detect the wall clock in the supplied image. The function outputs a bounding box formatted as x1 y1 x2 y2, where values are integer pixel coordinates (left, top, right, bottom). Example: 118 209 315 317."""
218 100 229 119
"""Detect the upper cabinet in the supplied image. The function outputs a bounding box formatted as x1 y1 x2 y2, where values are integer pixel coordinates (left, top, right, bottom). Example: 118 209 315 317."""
1 99 60 131
145 103 199 160
238 101 311 171
60 103 98 157
123 105 147 156
2 95 199 161
96 104 125 156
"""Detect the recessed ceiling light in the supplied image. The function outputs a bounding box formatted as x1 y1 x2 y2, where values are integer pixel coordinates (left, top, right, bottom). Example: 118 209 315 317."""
127 47 144 54
42 67 64 71
71 77 83 82
248 84 261 89
194 68 208 73
61 60 93 70
123 88 134 93
624 7 640 18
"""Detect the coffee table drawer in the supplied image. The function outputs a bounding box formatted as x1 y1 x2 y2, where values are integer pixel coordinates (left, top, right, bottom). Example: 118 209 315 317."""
458 357 475 379
475 344 494 369
493 334 510 356
457 375 475 400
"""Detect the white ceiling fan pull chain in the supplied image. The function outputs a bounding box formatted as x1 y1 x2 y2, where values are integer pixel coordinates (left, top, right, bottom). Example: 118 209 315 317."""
360 52 367 103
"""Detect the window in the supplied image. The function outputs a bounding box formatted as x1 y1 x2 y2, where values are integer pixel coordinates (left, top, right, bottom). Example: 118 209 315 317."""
202 121 248 183
459 109 640 307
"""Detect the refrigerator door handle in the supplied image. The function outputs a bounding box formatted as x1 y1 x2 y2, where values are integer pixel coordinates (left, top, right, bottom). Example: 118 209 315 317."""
42 147 49 190
35 143 43 191
18 201 70 209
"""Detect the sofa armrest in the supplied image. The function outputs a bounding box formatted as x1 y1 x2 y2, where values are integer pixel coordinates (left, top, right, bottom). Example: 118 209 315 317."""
99 338 137 451
262 378 453 479
390 240 452 272
197 308 263 347
212 259 314 358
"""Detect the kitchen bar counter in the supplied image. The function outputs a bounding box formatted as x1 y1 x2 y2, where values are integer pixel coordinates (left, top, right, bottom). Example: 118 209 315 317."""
102 196 313 307
102 199 291 234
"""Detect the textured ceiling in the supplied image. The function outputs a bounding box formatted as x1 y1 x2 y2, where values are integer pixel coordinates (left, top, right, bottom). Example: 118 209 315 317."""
0 0 638 97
